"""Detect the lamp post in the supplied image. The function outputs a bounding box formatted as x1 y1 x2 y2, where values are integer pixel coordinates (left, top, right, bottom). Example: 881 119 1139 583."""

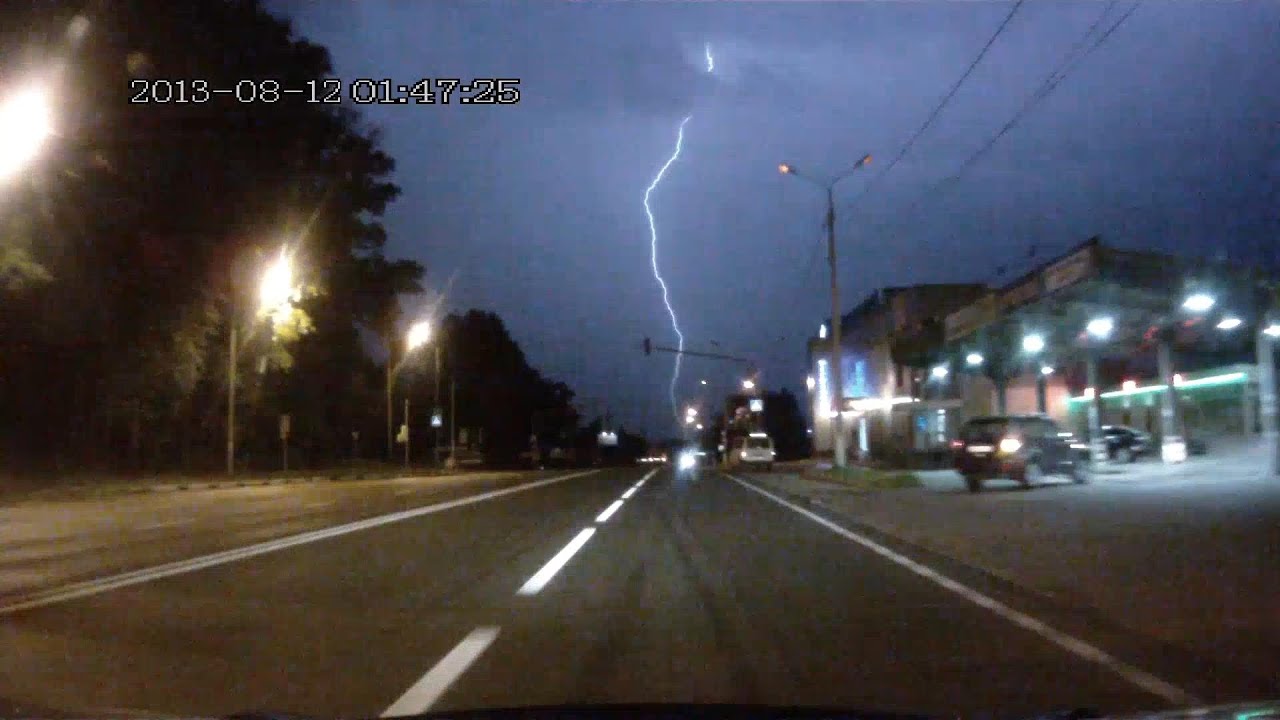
227 249 297 476
386 320 432 462
780 154 873 468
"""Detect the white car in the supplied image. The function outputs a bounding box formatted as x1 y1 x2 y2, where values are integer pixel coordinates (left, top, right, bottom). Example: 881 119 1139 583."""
732 434 776 471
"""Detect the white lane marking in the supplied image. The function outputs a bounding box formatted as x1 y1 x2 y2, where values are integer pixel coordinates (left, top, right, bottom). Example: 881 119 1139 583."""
0 470 598 616
382 626 500 717
516 527 596 596
595 500 624 523
726 474 1200 707
620 487 637 500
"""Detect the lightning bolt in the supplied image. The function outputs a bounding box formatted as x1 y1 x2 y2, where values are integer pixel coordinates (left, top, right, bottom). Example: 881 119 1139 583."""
645 44 714 427
644 115 692 424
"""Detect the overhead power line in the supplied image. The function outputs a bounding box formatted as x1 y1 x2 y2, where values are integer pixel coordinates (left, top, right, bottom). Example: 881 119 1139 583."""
877 1 1141 230
845 1 1026 214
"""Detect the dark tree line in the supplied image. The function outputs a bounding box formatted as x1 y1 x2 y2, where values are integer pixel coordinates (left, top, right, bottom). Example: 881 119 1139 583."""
0 1 584 475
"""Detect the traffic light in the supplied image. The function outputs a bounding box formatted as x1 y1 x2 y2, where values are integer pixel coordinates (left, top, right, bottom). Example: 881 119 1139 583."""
643 337 651 356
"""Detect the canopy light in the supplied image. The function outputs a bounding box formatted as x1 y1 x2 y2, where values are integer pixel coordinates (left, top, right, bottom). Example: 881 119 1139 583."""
1182 293 1215 312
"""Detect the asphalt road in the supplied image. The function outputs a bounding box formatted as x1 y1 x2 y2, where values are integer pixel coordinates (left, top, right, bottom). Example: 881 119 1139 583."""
0 466 1261 718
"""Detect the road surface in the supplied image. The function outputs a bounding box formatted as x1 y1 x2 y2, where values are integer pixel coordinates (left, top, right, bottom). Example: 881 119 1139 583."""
0 466 1270 718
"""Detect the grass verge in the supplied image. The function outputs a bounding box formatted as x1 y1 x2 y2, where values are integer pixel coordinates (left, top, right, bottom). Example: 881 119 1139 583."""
803 465 921 491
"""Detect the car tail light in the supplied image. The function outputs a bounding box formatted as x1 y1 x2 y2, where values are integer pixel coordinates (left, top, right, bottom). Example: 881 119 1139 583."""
998 436 1023 454
949 440 964 450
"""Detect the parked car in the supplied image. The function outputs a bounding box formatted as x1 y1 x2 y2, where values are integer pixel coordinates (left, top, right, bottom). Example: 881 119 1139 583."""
1100 425 1151 463
952 414 1091 493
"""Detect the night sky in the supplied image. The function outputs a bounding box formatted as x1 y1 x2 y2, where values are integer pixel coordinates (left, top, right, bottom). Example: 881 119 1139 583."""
271 1 1280 438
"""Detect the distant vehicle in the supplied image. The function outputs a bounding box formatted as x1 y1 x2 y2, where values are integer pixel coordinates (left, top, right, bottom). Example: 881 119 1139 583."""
952 414 1090 492
730 432 775 472
1099 425 1151 463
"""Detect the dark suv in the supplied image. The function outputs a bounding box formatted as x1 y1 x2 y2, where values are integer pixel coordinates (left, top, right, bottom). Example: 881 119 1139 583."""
952 414 1091 492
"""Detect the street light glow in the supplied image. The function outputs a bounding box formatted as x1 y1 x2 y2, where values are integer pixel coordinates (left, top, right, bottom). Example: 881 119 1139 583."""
1022 334 1045 353
0 84 54 181
818 323 827 339
778 163 794 175
806 375 816 391
742 379 755 390
1216 317 1242 330
965 352 984 367
1086 317 1114 339
258 248 296 316
685 406 697 417
406 320 432 350
700 379 708 385
695 423 704 430
930 365 948 379
1182 293 1215 312
1265 324 1280 338
1040 365 1054 376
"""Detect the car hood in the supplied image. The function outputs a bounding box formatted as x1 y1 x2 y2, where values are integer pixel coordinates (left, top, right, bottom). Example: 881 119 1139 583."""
229 701 1280 720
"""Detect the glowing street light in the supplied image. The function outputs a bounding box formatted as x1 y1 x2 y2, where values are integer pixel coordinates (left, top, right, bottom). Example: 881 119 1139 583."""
806 375 816 391
0 83 54 181
406 320 432 351
1216 317 1242 330
930 364 948 379
685 406 698 418
1040 365 1054 376
1022 334 1045 354
1086 317 1114 339
700 379 708 385
818 323 828 339
1182 293 1215 313
742 379 755 390
965 352 984 367
695 423 704 431
1265 324 1280 338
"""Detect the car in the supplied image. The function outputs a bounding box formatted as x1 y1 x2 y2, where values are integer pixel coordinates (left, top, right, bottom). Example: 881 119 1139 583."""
730 433 776 471
952 414 1091 492
1100 425 1151 463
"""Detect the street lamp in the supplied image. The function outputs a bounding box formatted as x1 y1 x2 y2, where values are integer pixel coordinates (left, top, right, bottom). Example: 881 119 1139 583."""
1265 323 1280 338
1041 365 1054 376
1022 334 1045 354
1182 293 1215 313
931 364 948 379
387 319 434 462
1216 317 1242 330
696 423 704 431
806 375 816 391
1086 317 1114 339
685 406 698 418
0 83 54 182
700 379 708 385
965 352 984 367
779 153 873 469
742 379 755 390
227 249 297 476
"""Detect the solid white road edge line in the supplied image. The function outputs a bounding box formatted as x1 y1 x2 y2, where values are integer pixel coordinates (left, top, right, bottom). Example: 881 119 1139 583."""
620 487 637 499
726 473 1200 707
516 527 596 596
595 500 624 523
381 626 500 717
0 470 599 616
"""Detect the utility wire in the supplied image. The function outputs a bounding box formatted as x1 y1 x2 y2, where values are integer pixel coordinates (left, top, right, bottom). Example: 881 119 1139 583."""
871 1 1140 242
844 1 1026 214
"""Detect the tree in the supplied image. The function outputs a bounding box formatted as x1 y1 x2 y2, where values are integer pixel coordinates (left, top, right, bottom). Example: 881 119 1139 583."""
763 388 810 460
0 1 424 473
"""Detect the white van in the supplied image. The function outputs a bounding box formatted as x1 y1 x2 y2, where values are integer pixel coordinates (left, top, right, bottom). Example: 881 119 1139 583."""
731 433 775 471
